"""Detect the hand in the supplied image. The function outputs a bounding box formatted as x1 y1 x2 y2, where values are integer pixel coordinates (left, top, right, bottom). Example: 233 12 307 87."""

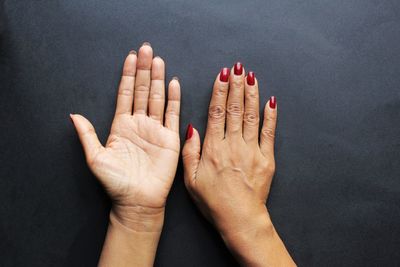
182 63 295 266
71 43 181 230
182 63 275 235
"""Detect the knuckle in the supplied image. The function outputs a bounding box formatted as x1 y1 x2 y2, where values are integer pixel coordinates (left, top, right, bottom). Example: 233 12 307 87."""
182 151 200 163
232 79 243 88
261 127 275 140
82 127 96 138
208 105 226 120
214 85 228 96
227 103 243 117
118 87 133 96
244 110 259 125
264 113 276 122
122 71 135 77
135 84 149 92
150 92 163 100
246 89 258 99
265 162 276 175
210 156 220 166
165 108 179 117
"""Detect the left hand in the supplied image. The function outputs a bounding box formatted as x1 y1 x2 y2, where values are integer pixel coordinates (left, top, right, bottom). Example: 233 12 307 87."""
182 64 276 236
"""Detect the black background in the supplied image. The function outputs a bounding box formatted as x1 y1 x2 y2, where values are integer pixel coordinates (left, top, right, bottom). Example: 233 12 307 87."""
1 1 400 266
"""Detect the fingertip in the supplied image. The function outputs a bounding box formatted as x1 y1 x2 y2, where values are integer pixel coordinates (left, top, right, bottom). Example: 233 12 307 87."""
139 43 153 54
185 123 194 140
151 56 165 80
170 76 180 86
268 96 277 110
137 44 153 69
152 56 165 67
184 124 200 144
168 78 181 99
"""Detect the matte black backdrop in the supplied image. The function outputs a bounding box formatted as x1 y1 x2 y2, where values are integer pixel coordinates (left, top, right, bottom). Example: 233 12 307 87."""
1 1 400 266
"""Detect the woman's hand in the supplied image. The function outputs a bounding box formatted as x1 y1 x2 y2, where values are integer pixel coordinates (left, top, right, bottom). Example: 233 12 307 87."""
71 43 180 266
182 63 295 266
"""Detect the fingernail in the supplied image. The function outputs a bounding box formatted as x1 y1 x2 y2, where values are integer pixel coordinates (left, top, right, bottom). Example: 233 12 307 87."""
186 124 193 140
172 76 179 81
129 50 137 55
69 114 74 123
247 71 255 85
269 96 276 109
142 42 151 46
234 62 243 75
220 67 230 82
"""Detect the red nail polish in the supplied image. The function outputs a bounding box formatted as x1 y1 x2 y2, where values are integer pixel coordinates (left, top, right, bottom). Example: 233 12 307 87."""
247 71 255 85
234 62 243 75
186 124 193 140
220 68 230 82
269 96 276 109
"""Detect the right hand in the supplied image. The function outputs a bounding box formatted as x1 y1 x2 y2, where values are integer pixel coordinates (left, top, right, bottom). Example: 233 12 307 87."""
71 43 181 230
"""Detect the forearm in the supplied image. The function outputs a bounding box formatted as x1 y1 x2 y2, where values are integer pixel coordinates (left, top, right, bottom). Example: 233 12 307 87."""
98 206 164 267
219 207 296 267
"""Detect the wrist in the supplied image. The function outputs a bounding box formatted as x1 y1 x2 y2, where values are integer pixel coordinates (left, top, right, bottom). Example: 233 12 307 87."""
110 204 165 233
218 207 296 267
219 206 274 248
99 205 164 267
216 204 273 239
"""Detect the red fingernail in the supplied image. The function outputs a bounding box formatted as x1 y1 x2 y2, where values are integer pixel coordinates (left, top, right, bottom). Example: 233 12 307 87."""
234 62 243 75
220 68 230 82
186 124 193 140
269 96 276 109
247 71 255 85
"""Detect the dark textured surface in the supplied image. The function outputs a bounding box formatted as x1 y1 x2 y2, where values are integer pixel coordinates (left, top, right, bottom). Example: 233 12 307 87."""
1 1 400 266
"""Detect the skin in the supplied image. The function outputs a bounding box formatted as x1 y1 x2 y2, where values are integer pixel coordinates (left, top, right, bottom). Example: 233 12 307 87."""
71 42 294 266
71 43 180 267
182 66 296 266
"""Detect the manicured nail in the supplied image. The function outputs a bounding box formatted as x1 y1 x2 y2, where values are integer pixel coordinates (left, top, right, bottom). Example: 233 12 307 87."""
142 42 151 46
269 96 276 109
172 76 179 81
247 71 255 85
234 62 243 75
186 124 193 140
129 50 137 55
220 67 230 82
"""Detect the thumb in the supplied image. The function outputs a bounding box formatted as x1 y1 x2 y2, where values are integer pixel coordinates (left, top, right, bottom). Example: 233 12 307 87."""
70 114 103 165
182 124 201 189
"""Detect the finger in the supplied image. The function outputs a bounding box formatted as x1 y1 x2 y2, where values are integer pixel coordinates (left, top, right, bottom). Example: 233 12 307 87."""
115 51 137 116
243 71 260 144
164 78 181 132
260 96 277 157
182 124 201 190
226 62 245 137
205 67 229 141
133 42 153 114
149 56 165 123
70 114 104 165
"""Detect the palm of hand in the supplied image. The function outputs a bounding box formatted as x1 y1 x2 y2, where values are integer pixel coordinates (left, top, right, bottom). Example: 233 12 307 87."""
92 114 180 209
72 45 181 211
